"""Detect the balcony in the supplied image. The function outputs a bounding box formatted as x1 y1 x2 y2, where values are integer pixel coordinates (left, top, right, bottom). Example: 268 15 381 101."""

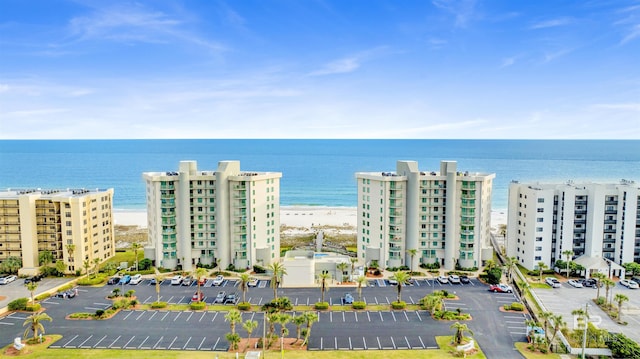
161 201 175 208
461 183 476 190
160 185 174 190
233 210 247 217
389 209 403 217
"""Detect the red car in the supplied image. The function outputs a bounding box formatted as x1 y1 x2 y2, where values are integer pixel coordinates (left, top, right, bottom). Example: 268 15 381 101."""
489 284 513 293
191 291 204 302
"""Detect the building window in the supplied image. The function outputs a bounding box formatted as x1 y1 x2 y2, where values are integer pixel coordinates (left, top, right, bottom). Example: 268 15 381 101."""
537 198 544 203
536 227 543 232
535 256 542 260
535 246 542 251
537 218 543 222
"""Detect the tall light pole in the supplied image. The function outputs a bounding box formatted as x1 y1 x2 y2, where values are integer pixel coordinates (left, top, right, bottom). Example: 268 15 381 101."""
581 303 589 359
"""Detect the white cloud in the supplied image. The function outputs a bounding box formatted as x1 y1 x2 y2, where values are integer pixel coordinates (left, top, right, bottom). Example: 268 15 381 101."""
4 108 69 117
431 0 477 28
0 84 9 93
530 17 574 30
309 57 361 76
500 56 518 68
621 24 640 44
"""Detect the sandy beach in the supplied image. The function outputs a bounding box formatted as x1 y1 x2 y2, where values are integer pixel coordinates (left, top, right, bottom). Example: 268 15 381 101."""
114 206 507 230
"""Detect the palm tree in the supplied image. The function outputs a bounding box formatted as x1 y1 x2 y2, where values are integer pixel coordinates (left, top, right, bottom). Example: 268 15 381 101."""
225 309 242 335
318 272 331 303
1 256 22 274
65 244 75 262
301 311 318 347
93 258 101 277
421 294 443 312
292 314 306 343
23 312 52 340
225 332 240 351
268 262 286 300
406 249 417 273
602 278 615 306
562 250 574 278
484 259 497 271
450 322 473 345
83 259 91 276
537 261 547 281
538 311 553 344
498 224 507 238
154 275 162 303
132 243 141 272
517 280 531 298
273 313 292 353
505 257 517 282
546 314 566 352
350 257 358 275
25 282 38 304
614 293 629 322
390 270 410 303
242 319 258 350
356 275 367 301
336 262 349 282
194 267 208 303
571 307 589 330
238 272 250 304
38 250 53 267
591 272 606 299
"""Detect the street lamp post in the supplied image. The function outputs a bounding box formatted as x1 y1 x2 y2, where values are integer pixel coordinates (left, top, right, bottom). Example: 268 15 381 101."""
581 303 589 359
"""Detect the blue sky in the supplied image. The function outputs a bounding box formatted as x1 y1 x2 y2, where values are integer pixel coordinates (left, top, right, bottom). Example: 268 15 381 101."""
0 0 639 139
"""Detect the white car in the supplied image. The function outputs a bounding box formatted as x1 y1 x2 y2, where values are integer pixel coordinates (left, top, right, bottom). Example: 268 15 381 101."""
0 275 17 285
212 275 224 286
247 277 259 287
170 275 183 285
129 274 143 285
568 279 583 288
448 275 461 284
545 277 561 288
620 279 639 289
437 275 449 284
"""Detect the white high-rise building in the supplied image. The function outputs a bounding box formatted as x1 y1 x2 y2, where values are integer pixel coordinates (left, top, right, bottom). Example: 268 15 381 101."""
356 160 495 271
506 180 640 271
143 161 282 272
0 188 115 276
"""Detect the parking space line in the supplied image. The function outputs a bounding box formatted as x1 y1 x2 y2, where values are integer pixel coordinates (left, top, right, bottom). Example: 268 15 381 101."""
391 336 397 349
0 322 15 326
330 312 333 322
354 311 358 322
342 311 345 322
405 336 411 349
136 311 145 320
138 336 149 349
320 337 323 350
212 337 220 350
178 296 185 303
161 311 169 321
198 337 206 350
409 296 414 304
212 312 219 322
306 297 310 306
375 297 379 304
186 312 193 321
391 311 396 321
334 337 337 350
385 297 390 304
183 337 192 349
418 336 426 348
63 334 79 348
122 311 134 320
148 311 157 320
143 296 152 303
123 336 136 349
376 336 381 349
250 312 256 321
174 312 182 321
78 335 93 348
348 337 352 350
363 337 367 349
108 335 121 348
367 311 371 322
199 312 207 322
152 336 163 349
168 336 178 349
404 311 410 321
167 296 174 303
379 311 384 322
416 311 422 321
93 335 107 348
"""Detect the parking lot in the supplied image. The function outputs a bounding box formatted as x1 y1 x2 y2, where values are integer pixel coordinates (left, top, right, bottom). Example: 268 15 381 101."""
533 281 640 343
0 276 529 357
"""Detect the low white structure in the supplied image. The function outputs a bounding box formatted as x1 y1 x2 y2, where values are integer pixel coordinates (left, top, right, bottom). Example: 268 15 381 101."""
281 250 352 287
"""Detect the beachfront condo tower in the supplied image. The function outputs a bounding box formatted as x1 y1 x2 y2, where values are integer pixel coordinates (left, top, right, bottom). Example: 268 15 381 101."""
506 180 639 275
356 160 495 271
0 188 115 276
143 160 282 272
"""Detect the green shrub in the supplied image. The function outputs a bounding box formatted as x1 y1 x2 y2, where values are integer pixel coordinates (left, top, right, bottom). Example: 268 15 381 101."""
35 293 51 301
25 303 41 312
314 302 329 310
237 302 252 311
509 302 524 311
95 309 105 318
151 301 167 309
77 273 108 285
391 301 406 310
69 312 93 319
125 290 135 298
58 284 74 292
190 301 206 310
8 298 28 311
253 265 267 274
129 299 138 307
607 333 640 358
595 296 606 305
352 301 366 310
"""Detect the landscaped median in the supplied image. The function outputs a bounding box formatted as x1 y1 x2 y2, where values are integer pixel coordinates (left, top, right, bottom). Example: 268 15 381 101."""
2 334 487 358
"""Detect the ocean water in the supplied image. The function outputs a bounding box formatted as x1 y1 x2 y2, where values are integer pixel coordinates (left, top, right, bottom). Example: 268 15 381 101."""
0 140 639 211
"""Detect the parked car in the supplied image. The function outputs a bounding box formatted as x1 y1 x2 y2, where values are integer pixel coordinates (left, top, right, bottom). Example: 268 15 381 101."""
56 290 76 299
545 277 561 288
214 291 226 303
448 275 461 284
247 277 259 287
489 284 513 293
149 277 157 285
129 274 143 285
182 276 193 286
343 293 354 304
568 279 583 288
0 275 17 285
24 274 43 284
198 277 207 286
620 279 639 289
108 276 121 285
459 275 470 284
631 277 640 285
170 275 183 285
191 291 204 302
212 275 224 286
581 278 597 288
388 278 398 285
437 275 449 284
118 275 131 285
224 293 237 305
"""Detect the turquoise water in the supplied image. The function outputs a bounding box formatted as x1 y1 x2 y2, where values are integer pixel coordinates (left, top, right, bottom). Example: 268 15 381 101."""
1 139 638 210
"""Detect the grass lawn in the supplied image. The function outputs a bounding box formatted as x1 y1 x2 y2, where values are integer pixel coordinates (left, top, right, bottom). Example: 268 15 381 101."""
514 342 562 359
435 336 486 359
528 282 551 289
102 250 143 270
2 335 486 359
